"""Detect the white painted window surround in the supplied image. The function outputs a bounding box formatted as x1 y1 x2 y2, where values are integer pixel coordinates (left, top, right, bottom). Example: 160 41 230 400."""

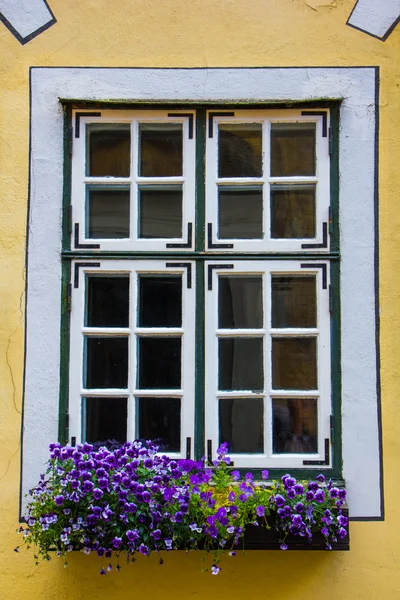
23 67 381 518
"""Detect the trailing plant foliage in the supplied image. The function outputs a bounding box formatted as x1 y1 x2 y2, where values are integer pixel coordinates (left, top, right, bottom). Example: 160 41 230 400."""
18 441 348 575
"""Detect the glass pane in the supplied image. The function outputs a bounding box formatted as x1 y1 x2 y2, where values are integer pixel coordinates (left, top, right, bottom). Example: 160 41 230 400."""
271 123 316 177
139 187 182 238
272 337 317 390
219 398 263 453
218 124 262 178
219 338 263 391
139 124 182 177
86 276 129 328
270 185 315 239
85 337 128 389
82 397 127 444
87 124 130 177
219 276 263 329
271 276 316 328
272 398 318 454
218 188 263 239
87 188 130 239
138 337 181 389
139 275 182 327
137 397 181 452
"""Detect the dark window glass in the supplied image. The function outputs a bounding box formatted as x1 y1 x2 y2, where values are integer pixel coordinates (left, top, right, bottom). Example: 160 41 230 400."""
86 276 129 328
85 337 128 389
218 124 262 178
139 187 182 238
218 188 263 239
137 397 181 452
271 123 315 177
87 188 130 239
272 398 318 454
219 397 263 453
139 124 182 177
272 337 317 390
139 275 182 327
82 397 127 444
138 337 181 389
271 276 316 328
219 276 263 329
87 124 130 177
219 338 263 391
270 185 315 239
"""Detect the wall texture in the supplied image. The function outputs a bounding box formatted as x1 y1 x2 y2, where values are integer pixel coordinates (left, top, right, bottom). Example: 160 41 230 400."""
0 0 399 598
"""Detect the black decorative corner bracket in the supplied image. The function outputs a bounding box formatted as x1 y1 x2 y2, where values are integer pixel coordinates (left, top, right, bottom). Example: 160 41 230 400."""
168 113 194 139
74 262 101 288
207 223 234 249
300 262 327 290
74 223 100 250
301 222 328 250
303 438 330 466
301 111 328 137
165 262 192 289
75 112 101 138
208 264 234 290
166 223 193 249
208 112 235 138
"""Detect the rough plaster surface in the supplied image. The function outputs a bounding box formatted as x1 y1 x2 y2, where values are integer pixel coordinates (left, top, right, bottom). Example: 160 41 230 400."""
348 0 400 39
23 67 380 517
0 0 53 40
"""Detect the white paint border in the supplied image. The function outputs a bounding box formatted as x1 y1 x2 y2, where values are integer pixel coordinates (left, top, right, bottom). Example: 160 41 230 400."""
22 67 381 518
347 0 400 41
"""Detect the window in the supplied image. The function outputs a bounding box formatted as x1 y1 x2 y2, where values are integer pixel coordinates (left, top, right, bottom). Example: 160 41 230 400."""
68 108 334 471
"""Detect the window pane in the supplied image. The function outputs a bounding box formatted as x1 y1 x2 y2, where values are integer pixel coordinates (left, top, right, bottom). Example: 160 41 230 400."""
85 337 128 388
219 397 263 453
271 123 315 177
87 124 130 177
218 124 262 178
270 185 315 239
86 276 129 328
138 337 181 389
272 337 317 390
139 124 183 177
137 397 181 452
271 276 316 328
218 188 263 239
139 275 182 327
219 276 263 329
272 398 318 454
82 397 127 444
87 188 130 239
139 187 182 238
219 338 263 391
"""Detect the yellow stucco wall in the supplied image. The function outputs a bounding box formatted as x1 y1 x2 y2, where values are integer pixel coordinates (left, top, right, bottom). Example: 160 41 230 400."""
0 0 399 598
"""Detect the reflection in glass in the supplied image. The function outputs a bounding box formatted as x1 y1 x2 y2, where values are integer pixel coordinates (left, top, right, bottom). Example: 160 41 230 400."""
137 397 181 452
86 276 129 328
219 398 263 453
138 337 181 389
85 337 129 389
271 276 316 328
270 185 315 239
139 187 182 238
87 188 130 238
272 337 317 390
82 397 127 443
219 338 263 391
218 188 263 239
87 124 130 177
139 275 182 327
218 124 262 178
139 124 183 177
272 398 317 454
219 276 263 329
271 123 315 177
